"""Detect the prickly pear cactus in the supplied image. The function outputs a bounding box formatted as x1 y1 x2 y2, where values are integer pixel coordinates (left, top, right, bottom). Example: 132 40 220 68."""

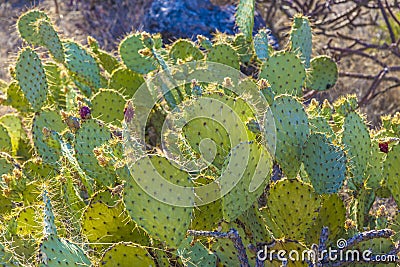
0 6 398 267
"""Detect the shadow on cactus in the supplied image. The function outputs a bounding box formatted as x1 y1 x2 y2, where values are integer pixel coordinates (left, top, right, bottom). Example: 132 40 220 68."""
0 3 398 267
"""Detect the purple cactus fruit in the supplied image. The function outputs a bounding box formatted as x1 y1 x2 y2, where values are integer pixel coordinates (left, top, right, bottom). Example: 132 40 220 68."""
79 106 91 120
124 101 135 123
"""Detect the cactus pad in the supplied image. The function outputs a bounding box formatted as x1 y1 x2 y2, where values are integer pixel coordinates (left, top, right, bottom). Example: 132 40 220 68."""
385 144 400 206
263 179 321 241
270 95 309 178
74 119 115 186
109 67 145 98
290 15 312 68
169 39 204 63
342 112 371 186
259 51 306 96
0 123 12 153
81 201 149 245
221 142 272 221
303 133 346 194
235 0 255 40
15 47 48 111
307 56 338 91
119 33 157 74
178 237 217 267
17 10 49 45
99 242 156 266
123 156 193 248
4 81 32 113
32 110 66 164
91 89 126 125
38 20 64 62
63 41 102 91
0 114 23 155
207 44 240 69
254 29 269 61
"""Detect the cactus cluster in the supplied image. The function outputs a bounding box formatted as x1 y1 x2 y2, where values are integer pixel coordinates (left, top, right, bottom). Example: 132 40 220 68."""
0 6 398 267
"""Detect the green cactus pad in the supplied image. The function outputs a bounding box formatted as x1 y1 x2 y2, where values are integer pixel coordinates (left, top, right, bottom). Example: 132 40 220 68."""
238 205 271 243
17 10 49 45
22 158 55 180
15 47 48 111
38 20 64 63
263 179 321 241
38 234 92 267
88 37 120 74
307 56 338 91
254 29 270 61
0 123 12 153
122 156 193 248
302 133 346 194
342 111 371 186
270 95 309 178
178 237 217 267
81 201 149 245
221 142 272 221
235 0 255 40
308 116 334 136
385 144 400 206
16 206 41 237
32 110 66 164
0 154 14 178
3 81 32 113
259 51 306 96
169 39 204 63
365 140 386 190
0 114 23 155
0 193 13 214
99 242 156 266
119 33 157 74
63 41 102 91
207 44 240 69
109 67 145 98
91 89 126 125
233 34 253 64
74 119 115 187
306 194 346 246
290 15 312 68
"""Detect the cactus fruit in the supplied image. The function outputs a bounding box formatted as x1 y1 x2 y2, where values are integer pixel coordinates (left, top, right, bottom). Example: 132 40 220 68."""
15 47 48 111
302 133 347 194
79 106 91 120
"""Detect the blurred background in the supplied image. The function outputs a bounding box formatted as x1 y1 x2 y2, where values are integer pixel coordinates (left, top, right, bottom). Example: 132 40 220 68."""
0 0 399 125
